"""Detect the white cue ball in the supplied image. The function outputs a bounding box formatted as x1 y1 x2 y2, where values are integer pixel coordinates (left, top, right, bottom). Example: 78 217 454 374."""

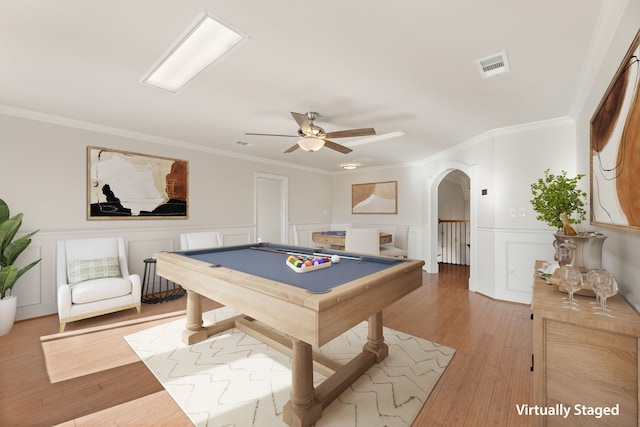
331 254 341 263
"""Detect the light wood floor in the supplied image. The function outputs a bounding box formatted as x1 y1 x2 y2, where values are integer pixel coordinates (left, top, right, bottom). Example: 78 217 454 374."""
0 264 532 426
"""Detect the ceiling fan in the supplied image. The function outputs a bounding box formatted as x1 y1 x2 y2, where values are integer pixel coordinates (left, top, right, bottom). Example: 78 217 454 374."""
246 112 376 154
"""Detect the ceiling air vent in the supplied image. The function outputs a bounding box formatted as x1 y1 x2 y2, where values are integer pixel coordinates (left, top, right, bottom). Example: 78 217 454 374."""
476 51 510 78
233 140 252 147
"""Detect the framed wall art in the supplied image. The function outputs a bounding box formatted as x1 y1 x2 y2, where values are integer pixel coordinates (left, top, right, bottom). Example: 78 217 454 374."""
352 181 397 214
87 146 188 219
590 29 640 232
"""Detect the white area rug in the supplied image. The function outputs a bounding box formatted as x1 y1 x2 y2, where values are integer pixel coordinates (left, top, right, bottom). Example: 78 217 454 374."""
125 307 455 426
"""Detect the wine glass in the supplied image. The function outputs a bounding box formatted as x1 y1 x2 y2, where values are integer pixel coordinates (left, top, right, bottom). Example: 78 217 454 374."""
586 269 605 308
559 266 583 310
592 271 618 317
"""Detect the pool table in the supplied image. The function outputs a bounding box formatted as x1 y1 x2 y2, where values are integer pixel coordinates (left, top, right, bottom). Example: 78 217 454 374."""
155 242 424 427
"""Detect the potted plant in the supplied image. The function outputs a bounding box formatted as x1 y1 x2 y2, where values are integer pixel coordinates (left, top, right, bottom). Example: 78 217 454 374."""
0 198 41 335
530 168 587 232
529 169 605 270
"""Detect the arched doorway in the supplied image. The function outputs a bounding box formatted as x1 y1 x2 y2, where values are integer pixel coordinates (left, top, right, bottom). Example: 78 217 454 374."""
425 162 477 292
438 170 470 266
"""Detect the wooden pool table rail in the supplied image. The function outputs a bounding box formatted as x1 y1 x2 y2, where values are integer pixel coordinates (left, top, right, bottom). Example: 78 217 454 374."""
156 250 423 347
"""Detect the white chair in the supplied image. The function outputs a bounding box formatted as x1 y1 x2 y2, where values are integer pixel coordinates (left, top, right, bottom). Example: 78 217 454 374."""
56 237 141 333
180 231 223 250
291 225 300 245
345 228 380 255
380 225 409 257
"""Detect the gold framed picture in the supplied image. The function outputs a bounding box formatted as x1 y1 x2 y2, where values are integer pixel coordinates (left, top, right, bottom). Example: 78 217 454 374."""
352 181 397 214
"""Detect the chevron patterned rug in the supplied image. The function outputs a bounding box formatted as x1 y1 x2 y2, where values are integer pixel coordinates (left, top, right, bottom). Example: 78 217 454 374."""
125 307 455 426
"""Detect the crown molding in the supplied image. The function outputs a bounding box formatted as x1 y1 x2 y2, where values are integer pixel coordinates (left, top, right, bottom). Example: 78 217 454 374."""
0 104 332 175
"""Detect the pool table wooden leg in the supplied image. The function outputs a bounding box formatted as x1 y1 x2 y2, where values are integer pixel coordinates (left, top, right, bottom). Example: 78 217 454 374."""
283 338 322 427
181 290 208 345
283 312 389 426
363 311 389 362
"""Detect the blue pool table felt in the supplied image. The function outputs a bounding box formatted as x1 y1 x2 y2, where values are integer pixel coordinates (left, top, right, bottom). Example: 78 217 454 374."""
178 243 401 294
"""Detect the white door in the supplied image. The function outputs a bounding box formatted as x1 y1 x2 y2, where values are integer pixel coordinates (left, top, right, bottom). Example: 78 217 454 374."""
255 173 288 244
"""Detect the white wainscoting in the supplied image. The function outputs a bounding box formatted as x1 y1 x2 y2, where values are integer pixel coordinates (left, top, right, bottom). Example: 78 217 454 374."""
13 225 256 321
329 223 423 261
14 223 456 320
287 223 423 260
492 228 556 304
286 224 553 305
288 223 332 248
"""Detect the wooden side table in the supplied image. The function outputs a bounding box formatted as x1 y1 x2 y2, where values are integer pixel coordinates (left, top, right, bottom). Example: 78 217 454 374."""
531 261 640 426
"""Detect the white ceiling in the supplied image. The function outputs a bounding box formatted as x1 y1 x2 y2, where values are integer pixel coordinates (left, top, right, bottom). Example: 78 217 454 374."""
0 1 616 171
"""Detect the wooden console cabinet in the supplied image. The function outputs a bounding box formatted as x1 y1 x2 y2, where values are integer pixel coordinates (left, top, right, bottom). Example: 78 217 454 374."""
532 262 640 426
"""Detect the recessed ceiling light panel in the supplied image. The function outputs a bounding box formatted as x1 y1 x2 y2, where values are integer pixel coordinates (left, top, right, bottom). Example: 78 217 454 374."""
142 11 249 93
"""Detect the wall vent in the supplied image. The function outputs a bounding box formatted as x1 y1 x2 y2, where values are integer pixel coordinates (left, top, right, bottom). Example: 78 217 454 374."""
233 140 252 146
476 51 511 78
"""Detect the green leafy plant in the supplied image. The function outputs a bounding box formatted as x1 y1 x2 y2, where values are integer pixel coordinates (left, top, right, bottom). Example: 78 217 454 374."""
0 199 41 299
530 169 587 230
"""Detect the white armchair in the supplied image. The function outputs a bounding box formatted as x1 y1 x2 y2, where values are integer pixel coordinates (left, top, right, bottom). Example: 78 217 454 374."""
291 225 300 246
56 237 141 332
180 231 223 250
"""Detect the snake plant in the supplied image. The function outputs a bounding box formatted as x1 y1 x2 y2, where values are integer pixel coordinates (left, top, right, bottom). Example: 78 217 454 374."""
0 199 41 298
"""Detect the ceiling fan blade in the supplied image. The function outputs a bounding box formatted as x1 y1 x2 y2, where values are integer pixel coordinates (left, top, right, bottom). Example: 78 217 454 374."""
245 132 298 137
291 112 312 134
324 128 376 138
323 139 352 154
284 144 300 153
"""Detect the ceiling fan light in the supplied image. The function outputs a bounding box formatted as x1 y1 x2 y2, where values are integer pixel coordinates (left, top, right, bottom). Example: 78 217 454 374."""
297 136 325 152
342 163 359 170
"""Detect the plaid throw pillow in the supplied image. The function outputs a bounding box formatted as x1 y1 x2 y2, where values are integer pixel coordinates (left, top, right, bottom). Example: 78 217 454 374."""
67 257 122 285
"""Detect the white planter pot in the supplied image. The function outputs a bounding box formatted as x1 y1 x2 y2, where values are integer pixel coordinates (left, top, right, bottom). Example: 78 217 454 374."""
0 295 18 336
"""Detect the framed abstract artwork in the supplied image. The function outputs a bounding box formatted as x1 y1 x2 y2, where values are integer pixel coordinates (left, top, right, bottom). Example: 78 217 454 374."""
87 146 188 219
352 181 397 214
590 29 640 232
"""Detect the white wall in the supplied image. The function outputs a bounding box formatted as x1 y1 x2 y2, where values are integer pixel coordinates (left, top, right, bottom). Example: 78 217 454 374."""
5 2 640 319
325 118 578 304
421 118 577 303
575 0 640 311
331 164 424 226
0 111 334 320
330 164 426 259
2 113 334 231
0 112 609 318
